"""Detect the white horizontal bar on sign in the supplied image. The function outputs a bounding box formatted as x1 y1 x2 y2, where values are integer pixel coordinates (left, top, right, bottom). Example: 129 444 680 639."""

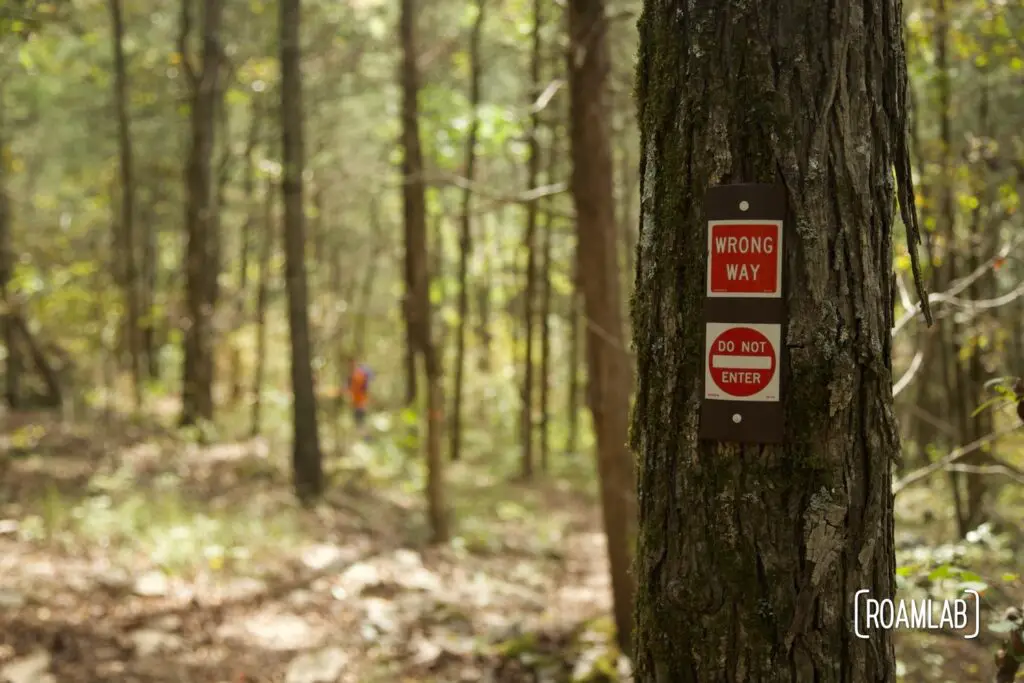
711 355 772 370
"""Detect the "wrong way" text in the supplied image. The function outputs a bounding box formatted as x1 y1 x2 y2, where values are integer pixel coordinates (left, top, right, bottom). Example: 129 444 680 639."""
715 235 776 283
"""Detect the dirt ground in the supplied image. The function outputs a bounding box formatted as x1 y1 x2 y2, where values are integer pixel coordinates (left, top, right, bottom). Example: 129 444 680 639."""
0 409 1014 682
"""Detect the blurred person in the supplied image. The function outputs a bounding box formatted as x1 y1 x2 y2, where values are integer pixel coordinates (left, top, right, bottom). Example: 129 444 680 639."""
347 360 373 430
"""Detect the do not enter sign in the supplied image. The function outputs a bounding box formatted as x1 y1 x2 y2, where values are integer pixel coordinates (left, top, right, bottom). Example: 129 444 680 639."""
704 323 781 402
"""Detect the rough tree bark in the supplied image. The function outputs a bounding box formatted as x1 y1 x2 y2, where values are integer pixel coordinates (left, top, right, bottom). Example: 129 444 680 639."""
401 0 449 542
179 0 222 427
280 0 324 502
108 0 142 408
631 0 928 679
567 0 636 654
450 0 485 463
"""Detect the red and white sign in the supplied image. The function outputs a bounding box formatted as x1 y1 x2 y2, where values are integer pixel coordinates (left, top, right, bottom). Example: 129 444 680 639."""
704 323 780 402
706 220 783 297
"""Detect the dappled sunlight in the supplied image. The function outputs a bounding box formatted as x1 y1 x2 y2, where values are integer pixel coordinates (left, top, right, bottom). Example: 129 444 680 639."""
0 410 619 681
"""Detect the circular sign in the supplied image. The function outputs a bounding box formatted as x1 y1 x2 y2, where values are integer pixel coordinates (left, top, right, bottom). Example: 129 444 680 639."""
707 326 776 398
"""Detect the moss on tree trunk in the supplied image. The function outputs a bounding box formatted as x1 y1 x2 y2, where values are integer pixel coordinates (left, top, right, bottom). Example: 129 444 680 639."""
630 0 925 679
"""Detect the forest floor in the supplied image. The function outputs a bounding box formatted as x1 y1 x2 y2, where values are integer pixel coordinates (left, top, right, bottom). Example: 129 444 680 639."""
0 408 1017 682
0 408 625 683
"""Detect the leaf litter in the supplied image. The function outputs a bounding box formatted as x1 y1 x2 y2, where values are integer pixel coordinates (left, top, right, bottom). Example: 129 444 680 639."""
0 411 625 682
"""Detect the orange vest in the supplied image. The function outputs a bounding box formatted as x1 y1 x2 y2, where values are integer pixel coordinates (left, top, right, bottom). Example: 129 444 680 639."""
349 367 369 408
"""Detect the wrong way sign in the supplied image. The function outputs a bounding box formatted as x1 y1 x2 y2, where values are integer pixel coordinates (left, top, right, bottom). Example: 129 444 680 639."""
706 220 783 297
699 184 787 443
704 323 780 402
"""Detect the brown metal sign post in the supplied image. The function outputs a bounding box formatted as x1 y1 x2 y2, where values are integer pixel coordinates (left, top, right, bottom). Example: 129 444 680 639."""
699 184 787 444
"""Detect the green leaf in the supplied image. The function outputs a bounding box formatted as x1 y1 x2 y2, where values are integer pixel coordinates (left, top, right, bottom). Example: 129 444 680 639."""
18 47 34 71
928 565 955 581
400 407 418 426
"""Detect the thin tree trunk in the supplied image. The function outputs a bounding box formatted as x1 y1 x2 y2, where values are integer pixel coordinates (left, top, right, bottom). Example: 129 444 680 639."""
230 102 262 402
180 0 223 426
964 69 994 530
450 0 485 463
476 214 492 374
430 206 447 352
0 90 17 409
139 192 159 380
566 251 580 456
520 0 543 480
933 0 969 538
631 0 921 676
401 0 449 542
540 77 565 471
567 0 635 653
251 176 275 437
280 0 324 502
108 0 142 409
538 207 553 473
403 177 417 407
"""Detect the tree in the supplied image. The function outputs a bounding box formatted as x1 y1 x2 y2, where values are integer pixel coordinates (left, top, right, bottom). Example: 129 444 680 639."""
0 85 17 409
566 0 636 654
630 0 929 678
519 0 544 479
179 0 223 427
401 0 449 542
450 0 485 463
107 0 142 409
280 0 324 502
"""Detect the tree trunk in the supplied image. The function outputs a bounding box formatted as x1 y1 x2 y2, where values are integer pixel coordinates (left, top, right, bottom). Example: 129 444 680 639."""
450 0 485 463
280 0 324 503
476 214 492 374
0 88 19 409
631 0 919 677
566 252 580 456
251 176 275 437
403 177 417 407
108 0 142 409
567 0 636 654
230 101 262 403
933 0 970 538
401 0 449 542
180 0 223 427
520 0 544 480
538 182 554 472
139 192 159 380
964 70 995 531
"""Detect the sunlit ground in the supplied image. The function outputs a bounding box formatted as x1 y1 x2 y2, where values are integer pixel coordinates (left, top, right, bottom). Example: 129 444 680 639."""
0 398 1021 681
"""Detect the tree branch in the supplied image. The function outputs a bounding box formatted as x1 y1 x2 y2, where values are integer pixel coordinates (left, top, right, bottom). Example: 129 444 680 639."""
893 424 1020 496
